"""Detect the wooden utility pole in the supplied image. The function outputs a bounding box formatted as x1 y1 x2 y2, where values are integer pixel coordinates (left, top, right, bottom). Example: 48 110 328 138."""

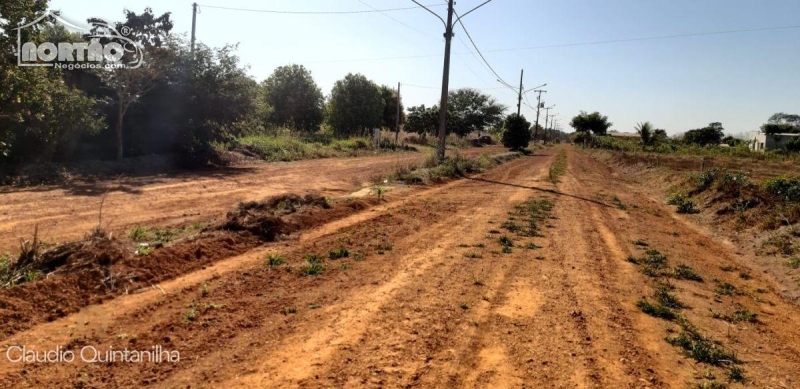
191 3 198 53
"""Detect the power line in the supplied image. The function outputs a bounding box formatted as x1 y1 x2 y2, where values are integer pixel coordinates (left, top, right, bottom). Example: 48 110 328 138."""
453 11 514 89
356 0 433 37
485 24 800 54
304 24 800 63
197 3 444 15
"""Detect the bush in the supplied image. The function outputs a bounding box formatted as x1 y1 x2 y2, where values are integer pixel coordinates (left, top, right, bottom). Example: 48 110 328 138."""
764 177 800 203
501 114 531 150
667 192 697 214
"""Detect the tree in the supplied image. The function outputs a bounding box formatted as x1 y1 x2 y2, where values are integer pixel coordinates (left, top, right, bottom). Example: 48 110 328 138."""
262 64 324 133
447 88 505 137
652 129 668 144
501 114 531 150
326 73 383 137
0 1 105 163
379 85 405 131
684 122 724 146
570 111 612 136
406 105 439 138
761 112 800 135
635 122 654 146
88 8 174 160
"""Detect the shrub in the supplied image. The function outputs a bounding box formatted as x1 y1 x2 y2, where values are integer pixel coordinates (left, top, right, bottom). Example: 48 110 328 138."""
764 177 800 203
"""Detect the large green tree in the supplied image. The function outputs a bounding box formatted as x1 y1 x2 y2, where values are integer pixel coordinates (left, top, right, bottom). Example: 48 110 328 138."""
447 88 505 137
262 64 323 133
502 114 531 150
570 111 612 136
326 73 383 137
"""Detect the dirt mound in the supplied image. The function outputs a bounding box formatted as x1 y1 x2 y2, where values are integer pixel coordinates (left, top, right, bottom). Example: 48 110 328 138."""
221 194 331 240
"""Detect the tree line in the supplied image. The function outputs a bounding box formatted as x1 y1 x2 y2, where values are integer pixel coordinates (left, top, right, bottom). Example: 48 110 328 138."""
569 110 800 152
0 2 410 166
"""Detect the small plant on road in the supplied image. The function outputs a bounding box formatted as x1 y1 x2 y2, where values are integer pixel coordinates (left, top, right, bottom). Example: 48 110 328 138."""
300 254 325 276
328 247 350 260
549 149 568 184
712 306 757 324
672 264 704 282
265 253 287 268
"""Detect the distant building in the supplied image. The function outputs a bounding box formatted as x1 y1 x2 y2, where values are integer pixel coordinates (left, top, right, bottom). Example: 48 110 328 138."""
607 131 640 139
749 132 800 152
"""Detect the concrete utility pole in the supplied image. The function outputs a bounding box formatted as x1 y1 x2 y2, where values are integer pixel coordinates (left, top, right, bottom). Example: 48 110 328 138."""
191 3 198 53
516 69 524 116
533 89 546 140
413 0 494 164
395 82 401 145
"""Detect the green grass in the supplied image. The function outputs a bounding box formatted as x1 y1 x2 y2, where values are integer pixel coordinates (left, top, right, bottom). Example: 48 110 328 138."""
328 247 350 260
129 226 148 242
672 264 704 282
299 254 325 276
637 299 677 320
785 257 800 269
712 306 757 324
498 235 514 247
235 134 380 163
265 253 286 268
714 282 740 296
549 149 568 184
666 324 739 366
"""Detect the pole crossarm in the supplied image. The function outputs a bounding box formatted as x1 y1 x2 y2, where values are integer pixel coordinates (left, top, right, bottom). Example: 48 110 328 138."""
454 0 494 24
411 0 446 27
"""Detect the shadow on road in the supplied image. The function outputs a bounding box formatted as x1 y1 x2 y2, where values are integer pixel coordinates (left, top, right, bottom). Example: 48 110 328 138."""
466 177 613 208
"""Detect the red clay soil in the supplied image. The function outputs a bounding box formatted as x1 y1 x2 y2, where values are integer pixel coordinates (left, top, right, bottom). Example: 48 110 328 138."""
1 146 799 388
0 194 376 339
0 146 502 254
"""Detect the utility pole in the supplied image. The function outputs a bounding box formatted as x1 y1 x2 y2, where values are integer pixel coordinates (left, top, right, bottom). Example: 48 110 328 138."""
433 0 456 163
191 3 198 53
395 82 401 145
516 69 524 116
532 89 546 140
544 105 555 143
413 0 494 164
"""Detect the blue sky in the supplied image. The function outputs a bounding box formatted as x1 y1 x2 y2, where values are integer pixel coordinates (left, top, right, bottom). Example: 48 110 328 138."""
49 0 800 136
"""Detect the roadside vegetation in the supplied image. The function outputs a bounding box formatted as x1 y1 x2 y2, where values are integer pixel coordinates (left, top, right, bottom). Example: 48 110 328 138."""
629 243 744 384
571 113 800 163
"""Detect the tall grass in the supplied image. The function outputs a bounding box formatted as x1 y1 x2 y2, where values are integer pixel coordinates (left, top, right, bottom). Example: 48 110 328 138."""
230 134 380 162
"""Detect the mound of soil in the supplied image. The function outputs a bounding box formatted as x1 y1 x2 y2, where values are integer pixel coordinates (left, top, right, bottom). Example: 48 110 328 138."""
220 194 331 240
0 193 376 339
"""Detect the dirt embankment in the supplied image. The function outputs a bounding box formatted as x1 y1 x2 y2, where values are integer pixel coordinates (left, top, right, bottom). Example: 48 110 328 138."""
0 194 376 339
589 149 800 303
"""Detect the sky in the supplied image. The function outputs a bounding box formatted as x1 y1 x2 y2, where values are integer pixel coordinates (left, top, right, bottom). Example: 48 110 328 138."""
48 0 800 136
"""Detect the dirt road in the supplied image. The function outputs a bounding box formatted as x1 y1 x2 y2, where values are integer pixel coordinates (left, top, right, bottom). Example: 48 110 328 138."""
0 147 500 253
1 146 799 388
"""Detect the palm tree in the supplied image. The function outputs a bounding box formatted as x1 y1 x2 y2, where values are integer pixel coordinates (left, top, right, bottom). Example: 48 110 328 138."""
635 122 654 146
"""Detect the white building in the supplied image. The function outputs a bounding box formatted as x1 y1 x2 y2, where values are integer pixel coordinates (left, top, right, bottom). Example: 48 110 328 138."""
749 132 800 152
